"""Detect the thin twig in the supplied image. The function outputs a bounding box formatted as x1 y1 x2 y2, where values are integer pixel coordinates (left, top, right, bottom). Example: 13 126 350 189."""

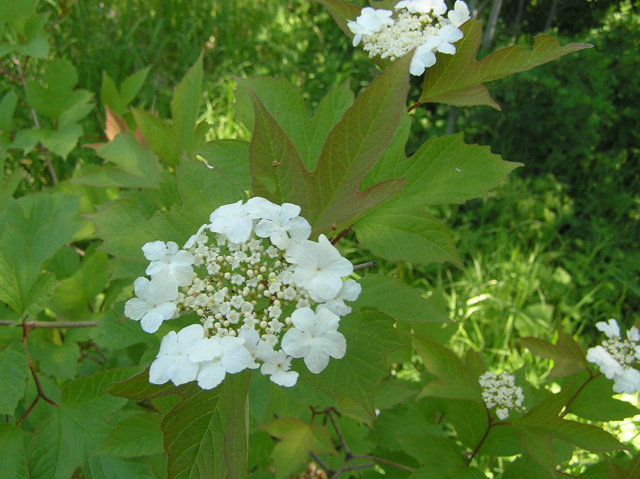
91 343 109 363
351 454 416 473
47 2 73 33
15 57 58 185
327 409 351 458
310 452 333 476
353 261 377 271
80 351 105 365
1 320 98 328
344 462 375 472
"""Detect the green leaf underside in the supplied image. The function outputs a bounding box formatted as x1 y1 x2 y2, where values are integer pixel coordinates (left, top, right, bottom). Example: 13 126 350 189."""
354 275 451 323
513 388 628 474
519 332 587 381
356 133 519 266
297 310 402 418
132 55 204 166
354 206 461 267
262 417 336 479
413 335 484 402
248 53 412 237
195 139 251 191
235 76 354 172
398 434 486 479
0 193 80 314
567 375 639 422
29 367 142 479
110 369 251 479
89 157 246 262
0 425 29 479
93 413 163 457
0 340 29 416
419 20 592 109
74 132 162 189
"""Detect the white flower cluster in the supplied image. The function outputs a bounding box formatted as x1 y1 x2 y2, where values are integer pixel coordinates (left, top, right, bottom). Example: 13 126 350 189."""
479 371 525 420
124 198 361 390
586 319 640 394
347 0 471 76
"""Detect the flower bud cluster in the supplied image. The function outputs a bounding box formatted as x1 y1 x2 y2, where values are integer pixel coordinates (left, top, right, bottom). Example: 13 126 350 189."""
479 371 525 420
586 319 640 394
124 197 361 390
347 0 471 76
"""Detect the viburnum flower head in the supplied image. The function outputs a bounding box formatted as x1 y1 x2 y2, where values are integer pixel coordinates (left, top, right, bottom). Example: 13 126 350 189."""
125 197 360 391
396 0 447 15
479 371 525 420
587 319 640 393
347 1 469 75
124 276 178 333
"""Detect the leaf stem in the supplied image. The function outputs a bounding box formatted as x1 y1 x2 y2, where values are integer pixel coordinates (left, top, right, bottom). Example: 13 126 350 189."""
560 369 600 418
1 320 98 328
16 395 40 425
15 56 58 185
407 101 422 113
21 322 59 408
331 226 351 245
466 405 493 466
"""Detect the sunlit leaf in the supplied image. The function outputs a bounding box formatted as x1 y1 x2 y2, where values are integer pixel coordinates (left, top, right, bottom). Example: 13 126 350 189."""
419 21 591 109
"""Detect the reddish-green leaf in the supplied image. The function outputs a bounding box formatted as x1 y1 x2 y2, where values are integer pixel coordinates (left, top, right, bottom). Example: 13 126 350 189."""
419 20 591 109
247 53 412 237
519 332 587 381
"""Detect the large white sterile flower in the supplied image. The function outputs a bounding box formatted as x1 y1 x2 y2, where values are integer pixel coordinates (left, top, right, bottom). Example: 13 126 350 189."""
596 319 621 338
258 342 299 387
629 327 640 343
347 7 393 47
149 324 221 386
124 276 178 333
209 200 252 244
395 0 447 15
287 234 353 302
318 279 362 317
143 240 194 287
448 0 471 28
184 224 208 249
281 308 346 374
410 42 438 76
196 336 252 389
613 368 640 394
254 203 311 250
435 25 464 54
586 345 625 379
238 328 264 370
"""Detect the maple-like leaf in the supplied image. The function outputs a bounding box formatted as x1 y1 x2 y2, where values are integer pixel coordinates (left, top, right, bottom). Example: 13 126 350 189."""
247 51 411 237
419 20 591 110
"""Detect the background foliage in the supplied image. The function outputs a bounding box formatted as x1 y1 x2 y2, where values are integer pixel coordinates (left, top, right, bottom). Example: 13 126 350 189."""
1 0 639 478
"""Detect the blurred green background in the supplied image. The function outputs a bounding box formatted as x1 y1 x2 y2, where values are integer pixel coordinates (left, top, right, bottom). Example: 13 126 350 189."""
2 0 639 376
